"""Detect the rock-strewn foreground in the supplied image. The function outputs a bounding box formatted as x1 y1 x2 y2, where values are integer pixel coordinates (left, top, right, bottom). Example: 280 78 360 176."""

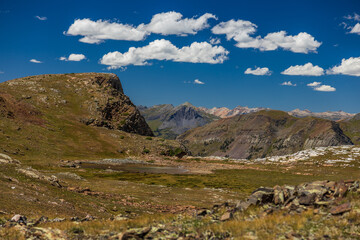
2 177 360 239
179 110 353 159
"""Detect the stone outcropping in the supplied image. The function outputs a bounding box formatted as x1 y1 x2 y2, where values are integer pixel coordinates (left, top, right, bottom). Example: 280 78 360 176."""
77 74 153 136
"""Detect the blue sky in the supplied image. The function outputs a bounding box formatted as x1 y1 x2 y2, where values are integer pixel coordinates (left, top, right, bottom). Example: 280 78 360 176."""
1 0 360 113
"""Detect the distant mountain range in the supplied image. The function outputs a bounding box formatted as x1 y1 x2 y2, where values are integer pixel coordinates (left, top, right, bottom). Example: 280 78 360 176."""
198 106 268 118
199 106 355 121
140 102 356 140
138 102 218 139
288 109 355 121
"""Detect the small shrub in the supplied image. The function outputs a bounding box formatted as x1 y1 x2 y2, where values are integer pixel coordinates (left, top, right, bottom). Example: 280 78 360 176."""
119 135 125 139
146 137 153 140
69 227 84 234
143 149 150 154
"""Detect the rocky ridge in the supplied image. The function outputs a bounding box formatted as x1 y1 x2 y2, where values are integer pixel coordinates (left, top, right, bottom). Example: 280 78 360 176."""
289 109 355 121
178 110 353 159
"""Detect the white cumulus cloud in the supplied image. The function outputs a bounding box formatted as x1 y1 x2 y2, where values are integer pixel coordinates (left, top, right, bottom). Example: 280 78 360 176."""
194 79 205 84
100 39 229 69
307 81 322 87
281 63 324 76
281 81 296 86
313 85 336 92
65 12 216 44
30 59 42 63
211 19 321 53
60 54 86 61
327 57 360 76
244 67 271 76
65 18 148 44
145 12 216 36
307 81 335 92
35 16 47 21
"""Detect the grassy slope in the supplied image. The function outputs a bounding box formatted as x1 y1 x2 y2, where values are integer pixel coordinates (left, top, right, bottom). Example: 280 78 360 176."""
340 115 360 145
0 73 181 165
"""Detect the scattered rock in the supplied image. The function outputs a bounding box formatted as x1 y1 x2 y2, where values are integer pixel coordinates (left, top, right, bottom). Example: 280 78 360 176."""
120 226 152 239
51 217 66 222
57 172 83 181
330 203 351 215
298 193 317 206
220 212 233 221
0 153 19 164
10 214 27 225
197 209 211 216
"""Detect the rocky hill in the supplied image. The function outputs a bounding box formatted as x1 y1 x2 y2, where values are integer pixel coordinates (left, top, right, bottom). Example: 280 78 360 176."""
178 110 353 159
0 73 183 162
139 102 218 139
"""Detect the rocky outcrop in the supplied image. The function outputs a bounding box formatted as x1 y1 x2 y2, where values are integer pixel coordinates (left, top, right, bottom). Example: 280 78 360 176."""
178 110 353 159
233 180 359 215
76 74 153 136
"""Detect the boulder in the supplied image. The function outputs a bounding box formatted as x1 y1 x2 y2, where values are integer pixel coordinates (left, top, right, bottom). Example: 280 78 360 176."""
298 193 317 206
249 187 274 205
220 212 233 221
120 227 152 239
330 203 351 215
235 201 252 211
10 214 27 225
0 153 14 164
273 185 285 205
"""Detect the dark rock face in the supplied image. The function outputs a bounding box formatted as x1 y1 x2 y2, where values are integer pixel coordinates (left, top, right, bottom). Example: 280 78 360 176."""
159 104 212 134
179 110 353 159
76 74 153 136
140 102 217 139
